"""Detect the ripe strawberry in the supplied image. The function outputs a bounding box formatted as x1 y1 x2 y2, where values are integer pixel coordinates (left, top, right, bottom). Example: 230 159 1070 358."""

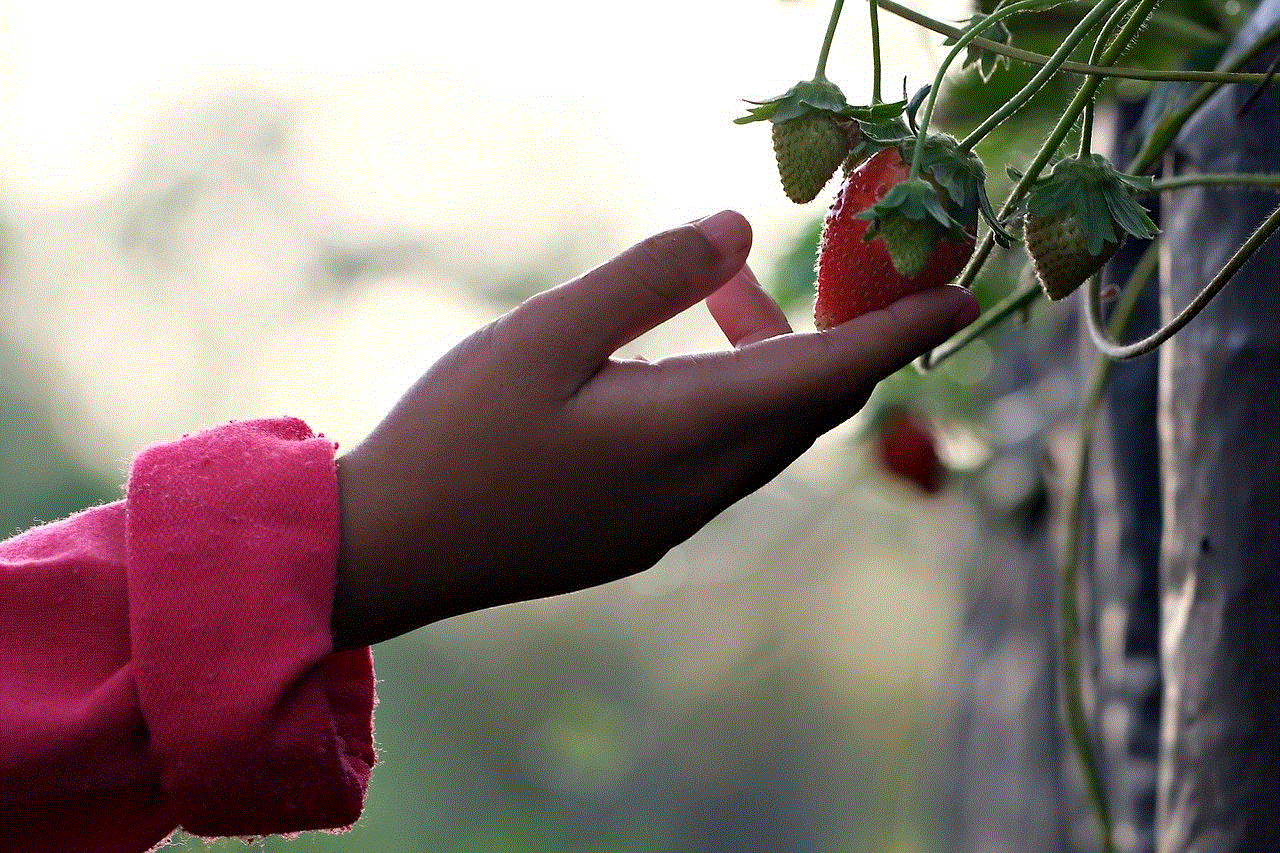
874 408 944 496
772 112 851 204
1024 208 1120 300
814 147 975 330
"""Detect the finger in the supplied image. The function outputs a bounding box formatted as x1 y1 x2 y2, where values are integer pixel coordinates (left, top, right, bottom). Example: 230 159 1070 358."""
659 284 980 436
509 210 752 389
705 264 792 348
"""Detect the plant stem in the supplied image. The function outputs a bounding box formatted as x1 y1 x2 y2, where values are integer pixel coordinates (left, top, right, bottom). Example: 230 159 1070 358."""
1061 241 1156 853
909 0 1092 179
869 0 883 102
1086 199 1280 360
815 0 848 81
875 0 1270 84
956 0 1129 154
1079 0 1142 159
916 280 1042 371
1126 22 1280 175
921 0 1160 371
1149 172 1280 192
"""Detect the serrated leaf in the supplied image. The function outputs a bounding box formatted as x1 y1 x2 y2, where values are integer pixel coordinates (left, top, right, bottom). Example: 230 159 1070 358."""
772 98 815 124
734 101 780 124
793 79 849 113
1101 183 1159 239
1027 180 1076 215
945 15 1013 81
857 179 960 234
858 117 914 145
1079 186 1116 256
913 136 984 222
844 99 907 122
736 79 850 125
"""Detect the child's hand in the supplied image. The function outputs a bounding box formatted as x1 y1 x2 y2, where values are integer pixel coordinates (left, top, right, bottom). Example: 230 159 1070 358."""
331 211 978 650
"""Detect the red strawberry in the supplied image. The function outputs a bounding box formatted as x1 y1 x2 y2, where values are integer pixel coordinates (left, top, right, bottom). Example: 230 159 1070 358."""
875 408 944 496
814 147 975 330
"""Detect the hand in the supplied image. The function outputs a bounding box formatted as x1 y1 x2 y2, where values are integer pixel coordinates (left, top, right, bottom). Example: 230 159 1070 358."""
331 210 978 650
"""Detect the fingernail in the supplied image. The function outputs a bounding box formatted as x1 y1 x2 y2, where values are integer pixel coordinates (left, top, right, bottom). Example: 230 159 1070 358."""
947 289 981 333
695 210 752 260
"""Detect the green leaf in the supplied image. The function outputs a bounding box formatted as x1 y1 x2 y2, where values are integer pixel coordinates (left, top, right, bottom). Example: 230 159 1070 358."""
859 117 914 145
1101 182 1160 239
977 181 1018 247
909 134 984 225
945 14 1013 81
856 178 961 237
735 79 897 127
845 99 908 122
771 98 816 124
906 85 932 134
733 101 780 124
793 79 849 113
1079 185 1116 256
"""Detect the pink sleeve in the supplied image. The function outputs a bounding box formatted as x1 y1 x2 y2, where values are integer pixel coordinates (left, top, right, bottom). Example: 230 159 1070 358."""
0 417 377 849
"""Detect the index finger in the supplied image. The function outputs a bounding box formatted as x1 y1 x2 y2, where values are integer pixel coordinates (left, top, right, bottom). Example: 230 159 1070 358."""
506 211 752 392
666 285 981 434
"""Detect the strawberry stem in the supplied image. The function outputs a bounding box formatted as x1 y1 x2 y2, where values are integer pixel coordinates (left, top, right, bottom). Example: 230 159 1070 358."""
1079 0 1142 159
955 0 1130 155
1085 199 1280 360
1061 242 1156 853
910 0 1116 180
814 0 847 82
915 281 1043 372
1147 172 1280 193
948 0 1160 299
874 0 1271 85
868 0 883 103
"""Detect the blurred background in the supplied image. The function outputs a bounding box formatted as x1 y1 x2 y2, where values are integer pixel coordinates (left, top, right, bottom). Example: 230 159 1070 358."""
0 0 1055 850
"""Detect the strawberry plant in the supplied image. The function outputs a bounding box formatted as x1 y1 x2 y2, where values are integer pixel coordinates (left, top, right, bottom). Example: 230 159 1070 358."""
737 1 1280 851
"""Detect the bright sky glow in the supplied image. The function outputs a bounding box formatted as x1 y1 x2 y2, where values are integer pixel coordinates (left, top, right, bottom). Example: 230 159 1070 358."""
2 0 962 460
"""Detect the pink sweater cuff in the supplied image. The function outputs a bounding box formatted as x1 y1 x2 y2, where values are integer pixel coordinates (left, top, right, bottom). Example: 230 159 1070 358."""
126 417 376 838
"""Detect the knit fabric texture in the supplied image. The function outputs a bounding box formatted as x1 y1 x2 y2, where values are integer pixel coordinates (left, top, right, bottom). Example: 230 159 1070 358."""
0 418 376 850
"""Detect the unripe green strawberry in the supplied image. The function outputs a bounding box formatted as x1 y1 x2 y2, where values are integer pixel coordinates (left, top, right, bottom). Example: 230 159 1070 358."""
1019 154 1157 300
1024 208 1121 300
772 112 850 204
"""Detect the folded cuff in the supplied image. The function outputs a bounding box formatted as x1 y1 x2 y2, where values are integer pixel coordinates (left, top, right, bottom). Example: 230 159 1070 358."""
126 417 376 838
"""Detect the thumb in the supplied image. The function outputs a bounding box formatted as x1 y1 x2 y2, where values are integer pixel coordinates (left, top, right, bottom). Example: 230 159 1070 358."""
510 211 752 388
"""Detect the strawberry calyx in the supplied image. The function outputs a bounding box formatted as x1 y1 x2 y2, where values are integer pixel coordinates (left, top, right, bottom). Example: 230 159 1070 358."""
1017 154 1159 300
1021 154 1159 254
943 13 1012 81
739 81 908 204
736 79 906 126
852 133 991 276
858 175 955 228
856 176 961 278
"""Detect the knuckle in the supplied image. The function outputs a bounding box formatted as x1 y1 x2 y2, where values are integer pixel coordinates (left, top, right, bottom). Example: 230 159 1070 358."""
628 226 714 306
